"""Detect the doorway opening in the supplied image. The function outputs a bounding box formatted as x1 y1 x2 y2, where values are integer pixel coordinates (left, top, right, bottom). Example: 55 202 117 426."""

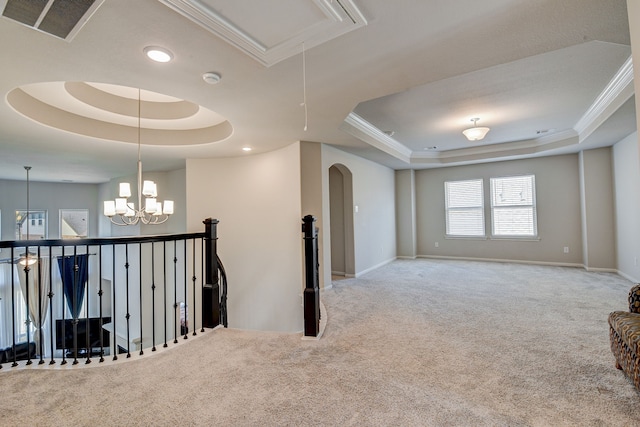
328 164 355 278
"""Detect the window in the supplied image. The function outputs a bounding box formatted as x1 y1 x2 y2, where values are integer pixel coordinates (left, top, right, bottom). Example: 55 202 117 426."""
490 175 537 237
60 209 89 238
444 179 485 237
15 210 47 240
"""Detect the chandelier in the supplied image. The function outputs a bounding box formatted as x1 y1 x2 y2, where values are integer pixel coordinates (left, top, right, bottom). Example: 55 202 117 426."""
103 89 174 226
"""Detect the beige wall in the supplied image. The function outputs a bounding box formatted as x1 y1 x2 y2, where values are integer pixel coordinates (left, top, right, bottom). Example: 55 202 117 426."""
613 132 640 282
186 143 304 332
579 148 616 271
395 169 417 258
0 179 100 240
415 154 584 265
321 145 396 280
629 0 640 167
300 141 326 288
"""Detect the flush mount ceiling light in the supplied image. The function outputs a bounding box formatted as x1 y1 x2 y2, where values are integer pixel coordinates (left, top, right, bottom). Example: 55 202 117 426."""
462 118 490 141
242 147 252 152
144 46 173 63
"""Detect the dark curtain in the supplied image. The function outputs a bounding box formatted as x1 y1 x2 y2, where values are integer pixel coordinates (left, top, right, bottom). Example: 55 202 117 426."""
57 254 89 319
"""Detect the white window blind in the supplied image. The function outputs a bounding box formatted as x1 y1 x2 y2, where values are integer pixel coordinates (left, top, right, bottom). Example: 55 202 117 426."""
490 175 537 237
444 179 485 236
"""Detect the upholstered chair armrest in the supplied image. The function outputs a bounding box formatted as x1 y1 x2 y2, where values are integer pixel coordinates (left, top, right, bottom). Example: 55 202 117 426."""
629 284 640 313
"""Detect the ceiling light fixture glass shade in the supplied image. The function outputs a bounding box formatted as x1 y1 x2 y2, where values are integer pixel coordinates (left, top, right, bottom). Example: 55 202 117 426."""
103 89 174 226
462 118 490 141
18 252 38 266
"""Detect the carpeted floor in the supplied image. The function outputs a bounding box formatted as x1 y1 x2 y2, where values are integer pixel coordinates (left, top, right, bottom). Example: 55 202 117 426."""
1 259 639 426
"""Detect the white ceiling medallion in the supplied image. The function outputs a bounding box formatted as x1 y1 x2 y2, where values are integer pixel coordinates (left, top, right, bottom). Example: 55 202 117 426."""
157 0 367 67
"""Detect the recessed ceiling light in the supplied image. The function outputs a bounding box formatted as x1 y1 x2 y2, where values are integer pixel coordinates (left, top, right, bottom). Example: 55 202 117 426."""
242 147 252 152
424 146 437 150
383 130 395 137
144 46 173 63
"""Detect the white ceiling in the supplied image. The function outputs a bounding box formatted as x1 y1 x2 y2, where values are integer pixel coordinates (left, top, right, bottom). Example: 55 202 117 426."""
0 0 634 183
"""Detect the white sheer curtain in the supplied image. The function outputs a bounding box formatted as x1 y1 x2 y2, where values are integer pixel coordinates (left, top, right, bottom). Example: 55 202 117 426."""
0 263 13 348
0 262 25 350
17 258 50 355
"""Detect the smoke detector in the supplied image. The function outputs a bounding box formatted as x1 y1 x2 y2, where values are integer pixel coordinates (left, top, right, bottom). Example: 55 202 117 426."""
203 72 222 85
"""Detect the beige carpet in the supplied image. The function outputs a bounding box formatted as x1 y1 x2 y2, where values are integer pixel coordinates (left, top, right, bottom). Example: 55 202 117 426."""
1 259 639 426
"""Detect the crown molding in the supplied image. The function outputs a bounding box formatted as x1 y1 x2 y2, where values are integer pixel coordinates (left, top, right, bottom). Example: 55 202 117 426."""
343 56 632 168
410 129 578 165
341 113 412 163
574 55 634 142
158 0 366 67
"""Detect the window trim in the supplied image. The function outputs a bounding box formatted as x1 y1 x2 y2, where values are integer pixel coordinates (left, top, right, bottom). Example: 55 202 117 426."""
490 174 538 238
444 178 486 238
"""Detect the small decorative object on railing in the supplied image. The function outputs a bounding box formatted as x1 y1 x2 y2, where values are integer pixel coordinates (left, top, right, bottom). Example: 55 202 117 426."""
103 88 174 226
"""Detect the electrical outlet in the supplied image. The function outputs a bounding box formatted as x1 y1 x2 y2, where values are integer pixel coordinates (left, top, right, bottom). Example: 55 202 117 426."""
563 247 569 254
435 242 439 248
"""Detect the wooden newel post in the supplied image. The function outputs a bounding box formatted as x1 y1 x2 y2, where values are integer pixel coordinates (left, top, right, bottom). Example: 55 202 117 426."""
302 215 320 337
203 218 220 328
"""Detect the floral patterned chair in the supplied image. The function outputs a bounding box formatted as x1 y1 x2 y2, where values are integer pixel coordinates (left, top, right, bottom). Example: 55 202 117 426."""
609 284 640 391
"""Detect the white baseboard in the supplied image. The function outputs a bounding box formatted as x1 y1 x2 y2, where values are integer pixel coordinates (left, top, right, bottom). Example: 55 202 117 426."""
354 257 395 278
617 270 640 283
584 266 618 273
417 254 584 269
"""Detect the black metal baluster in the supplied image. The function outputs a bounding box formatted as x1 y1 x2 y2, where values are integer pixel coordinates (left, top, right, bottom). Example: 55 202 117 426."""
219 254 228 328
36 246 44 364
60 247 67 365
200 238 205 333
191 238 197 336
24 243 33 366
72 247 79 365
48 247 55 365
84 245 92 365
203 219 221 328
173 240 178 344
98 245 105 362
184 240 188 340
112 244 117 361
163 241 168 348
10 247 18 367
139 242 144 356
124 244 131 358
151 243 157 352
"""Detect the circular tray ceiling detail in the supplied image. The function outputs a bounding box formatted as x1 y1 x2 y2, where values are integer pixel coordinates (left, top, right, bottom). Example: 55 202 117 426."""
6 82 233 146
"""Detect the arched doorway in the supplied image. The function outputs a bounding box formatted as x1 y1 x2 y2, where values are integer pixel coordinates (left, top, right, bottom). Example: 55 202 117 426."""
329 164 355 277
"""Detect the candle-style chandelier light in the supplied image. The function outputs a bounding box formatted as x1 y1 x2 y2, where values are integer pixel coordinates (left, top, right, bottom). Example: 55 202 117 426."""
103 89 174 226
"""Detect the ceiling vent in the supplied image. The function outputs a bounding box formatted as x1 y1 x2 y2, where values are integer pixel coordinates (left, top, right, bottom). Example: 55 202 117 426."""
1 0 104 41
